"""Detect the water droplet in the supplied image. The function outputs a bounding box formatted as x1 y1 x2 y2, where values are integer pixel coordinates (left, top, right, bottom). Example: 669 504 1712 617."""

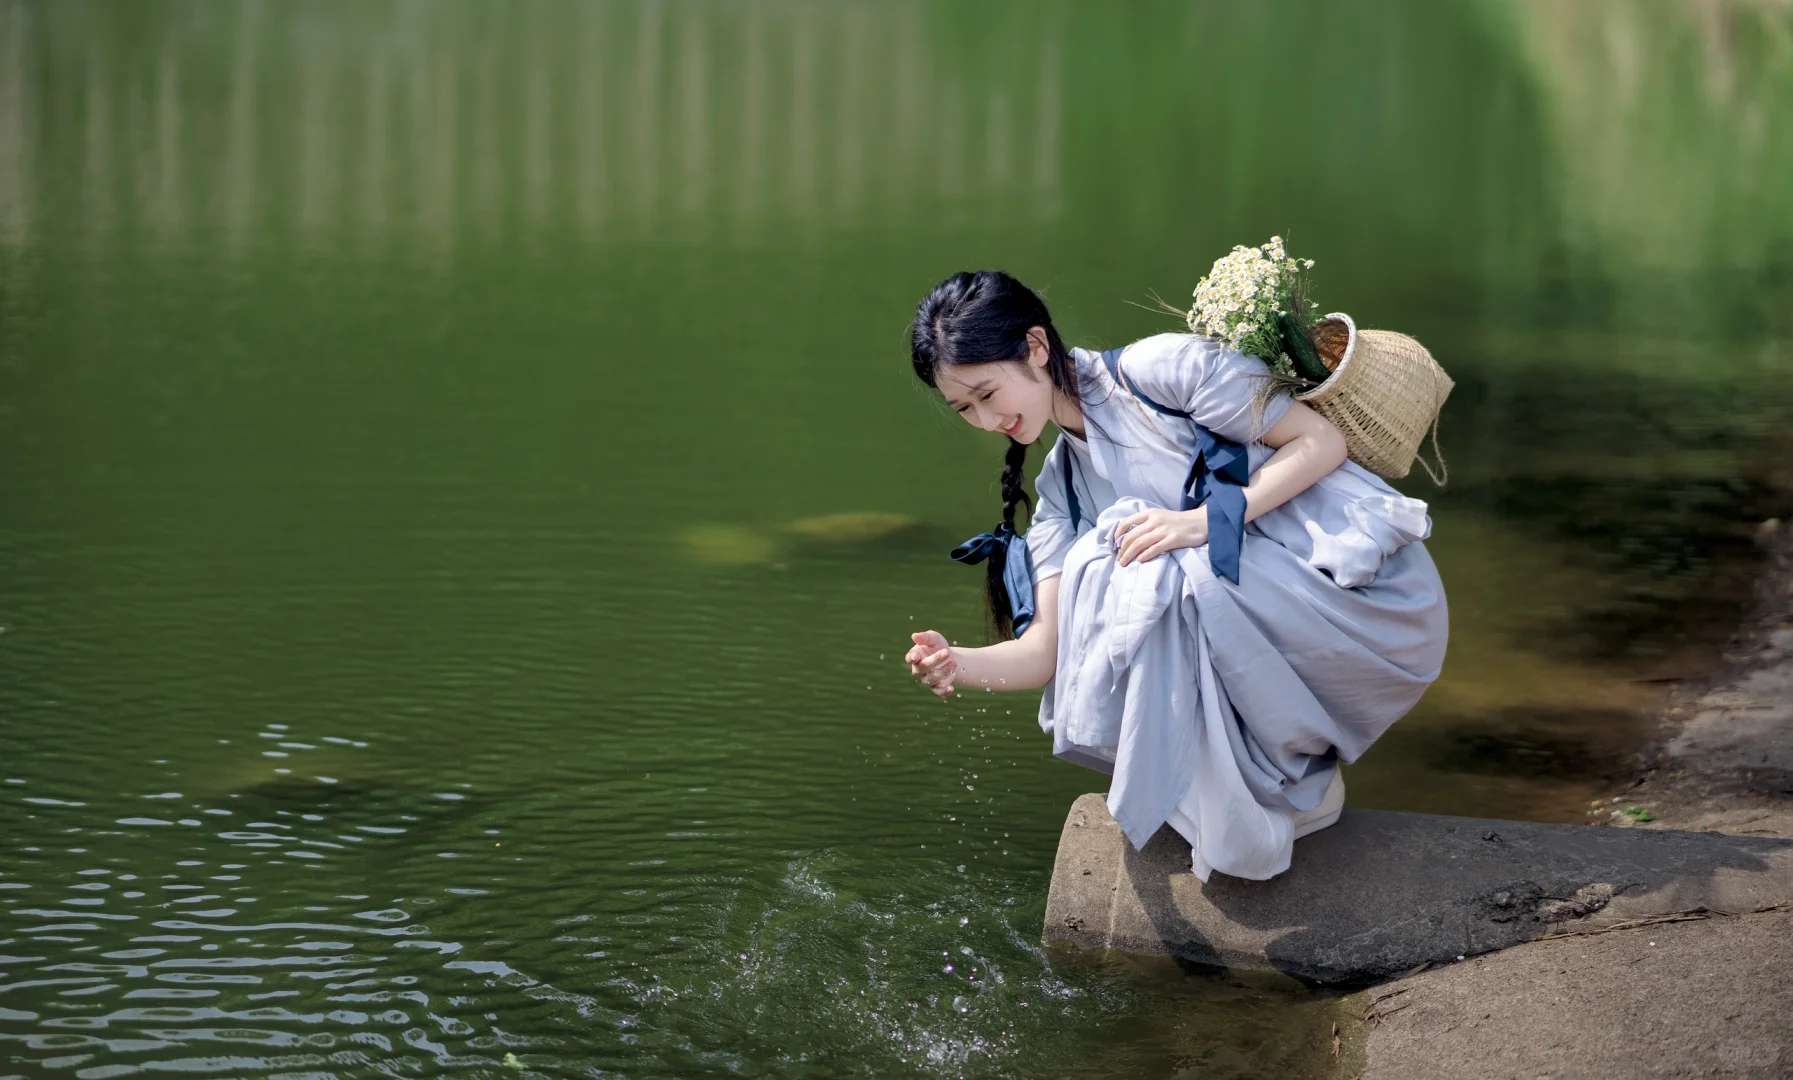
958 916 969 926
943 963 954 973
952 995 969 1014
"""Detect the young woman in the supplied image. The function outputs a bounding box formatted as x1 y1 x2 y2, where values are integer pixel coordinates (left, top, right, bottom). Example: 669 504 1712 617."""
903 270 1448 881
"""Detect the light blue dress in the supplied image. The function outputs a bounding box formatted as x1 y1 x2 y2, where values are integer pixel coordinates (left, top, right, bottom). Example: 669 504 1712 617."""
1027 334 1448 880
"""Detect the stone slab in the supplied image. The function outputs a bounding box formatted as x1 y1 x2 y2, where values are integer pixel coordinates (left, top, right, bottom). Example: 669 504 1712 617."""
1043 792 1793 983
1358 906 1793 1079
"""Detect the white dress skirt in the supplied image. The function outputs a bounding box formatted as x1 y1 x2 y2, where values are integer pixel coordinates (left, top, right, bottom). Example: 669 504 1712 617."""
1026 334 1449 881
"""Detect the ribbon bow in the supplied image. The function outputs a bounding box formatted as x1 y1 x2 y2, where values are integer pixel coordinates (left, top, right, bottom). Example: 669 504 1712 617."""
1098 346 1251 586
950 522 1036 636
1181 427 1250 585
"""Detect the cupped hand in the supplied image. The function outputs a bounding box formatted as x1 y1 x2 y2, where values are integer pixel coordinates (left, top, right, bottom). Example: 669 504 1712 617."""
905 630 958 698
1115 506 1209 566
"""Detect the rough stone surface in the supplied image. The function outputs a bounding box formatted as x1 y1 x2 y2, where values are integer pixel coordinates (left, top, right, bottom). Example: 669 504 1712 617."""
1044 526 1793 1076
1043 796 1793 982
1358 906 1793 1079
1350 523 1793 1078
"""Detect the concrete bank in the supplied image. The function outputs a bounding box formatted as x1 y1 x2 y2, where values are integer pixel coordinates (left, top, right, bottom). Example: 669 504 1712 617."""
1045 527 1793 1077
1042 797 1793 983
1594 524 1793 841
1042 795 1793 1076
1354 526 1793 1078
1354 904 1793 1079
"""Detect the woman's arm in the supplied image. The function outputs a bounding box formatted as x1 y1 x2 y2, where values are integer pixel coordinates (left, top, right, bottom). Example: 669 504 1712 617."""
1241 399 1350 521
1115 401 1347 565
905 576 1060 697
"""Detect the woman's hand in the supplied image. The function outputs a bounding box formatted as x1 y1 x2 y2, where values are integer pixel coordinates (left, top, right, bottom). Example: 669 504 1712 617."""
1115 506 1209 566
905 630 959 698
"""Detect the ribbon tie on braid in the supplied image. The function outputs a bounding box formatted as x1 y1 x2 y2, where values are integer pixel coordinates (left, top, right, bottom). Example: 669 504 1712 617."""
950 522 1035 636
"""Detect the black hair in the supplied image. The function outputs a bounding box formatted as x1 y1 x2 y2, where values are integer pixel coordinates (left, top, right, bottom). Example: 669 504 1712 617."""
910 270 1083 641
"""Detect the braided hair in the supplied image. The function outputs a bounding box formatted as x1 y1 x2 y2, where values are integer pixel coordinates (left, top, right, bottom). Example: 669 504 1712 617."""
910 270 1083 640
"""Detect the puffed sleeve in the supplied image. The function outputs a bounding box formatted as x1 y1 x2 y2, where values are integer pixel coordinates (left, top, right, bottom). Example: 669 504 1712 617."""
1024 437 1077 582
1120 332 1293 444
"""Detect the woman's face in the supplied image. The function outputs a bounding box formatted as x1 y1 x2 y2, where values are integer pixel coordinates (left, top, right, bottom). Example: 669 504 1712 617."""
935 328 1058 445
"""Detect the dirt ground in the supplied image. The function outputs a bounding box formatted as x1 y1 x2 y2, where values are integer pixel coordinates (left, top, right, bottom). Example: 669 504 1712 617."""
1593 525 1793 841
1347 526 1793 1079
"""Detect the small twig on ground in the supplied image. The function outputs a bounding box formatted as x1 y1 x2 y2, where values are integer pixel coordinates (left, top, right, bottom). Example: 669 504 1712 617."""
1533 902 1788 941
1331 1021 1340 1059
1535 909 1711 940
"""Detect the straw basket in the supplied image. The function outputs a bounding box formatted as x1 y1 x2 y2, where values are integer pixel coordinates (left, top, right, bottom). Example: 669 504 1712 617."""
1297 312 1453 483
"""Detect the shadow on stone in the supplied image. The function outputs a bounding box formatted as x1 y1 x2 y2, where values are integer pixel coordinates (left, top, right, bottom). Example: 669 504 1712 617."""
1043 792 1793 983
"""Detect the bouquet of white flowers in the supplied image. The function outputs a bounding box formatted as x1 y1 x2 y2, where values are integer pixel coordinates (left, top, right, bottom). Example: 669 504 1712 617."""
1185 236 1335 386
1182 237 1454 483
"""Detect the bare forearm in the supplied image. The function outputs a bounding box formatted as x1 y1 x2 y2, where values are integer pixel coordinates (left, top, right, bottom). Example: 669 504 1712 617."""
1243 405 1348 522
910 577 1061 696
953 575 1060 691
949 630 1056 692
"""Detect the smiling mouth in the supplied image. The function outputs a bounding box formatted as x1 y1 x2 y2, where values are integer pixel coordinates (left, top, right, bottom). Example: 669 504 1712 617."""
1001 417 1023 438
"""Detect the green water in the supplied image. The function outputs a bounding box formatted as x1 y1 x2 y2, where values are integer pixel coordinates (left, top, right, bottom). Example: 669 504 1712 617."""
2 1 1792 1076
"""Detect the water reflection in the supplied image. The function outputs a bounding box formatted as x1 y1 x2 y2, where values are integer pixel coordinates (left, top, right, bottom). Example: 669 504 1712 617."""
0 1 1065 252
1 722 613 1073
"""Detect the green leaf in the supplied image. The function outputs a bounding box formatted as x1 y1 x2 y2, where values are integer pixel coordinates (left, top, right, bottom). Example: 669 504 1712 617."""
1277 312 1331 382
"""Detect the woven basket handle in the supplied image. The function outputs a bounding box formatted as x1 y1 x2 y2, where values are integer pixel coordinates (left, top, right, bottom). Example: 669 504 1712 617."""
1414 372 1451 486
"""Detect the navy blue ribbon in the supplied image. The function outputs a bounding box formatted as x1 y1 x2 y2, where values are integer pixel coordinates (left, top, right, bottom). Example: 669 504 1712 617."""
1179 427 1248 584
950 522 1035 636
1101 347 1249 584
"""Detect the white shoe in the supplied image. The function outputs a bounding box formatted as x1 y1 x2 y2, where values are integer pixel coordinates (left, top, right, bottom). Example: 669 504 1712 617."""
1292 768 1345 839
